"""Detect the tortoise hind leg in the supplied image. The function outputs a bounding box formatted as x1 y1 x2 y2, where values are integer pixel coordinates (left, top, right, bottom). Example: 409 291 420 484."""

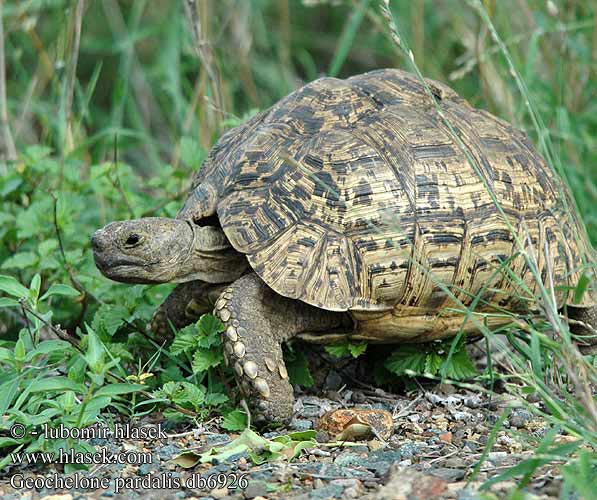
214 273 350 424
568 305 597 355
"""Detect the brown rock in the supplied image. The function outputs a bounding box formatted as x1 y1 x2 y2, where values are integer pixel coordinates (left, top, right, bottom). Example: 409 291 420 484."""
317 408 394 441
439 431 452 444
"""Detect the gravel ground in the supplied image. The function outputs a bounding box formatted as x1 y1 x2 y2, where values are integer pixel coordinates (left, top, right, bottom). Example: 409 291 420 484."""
0 381 567 500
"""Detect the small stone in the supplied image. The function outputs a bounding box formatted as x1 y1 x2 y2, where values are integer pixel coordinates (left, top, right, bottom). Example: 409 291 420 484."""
210 488 229 499
291 418 313 431
157 444 181 460
309 484 344 499
324 370 343 390
317 408 393 441
509 409 533 428
242 481 268 498
138 460 160 476
375 468 447 499
330 478 363 498
439 431 453 444
428 467 465 481
207 434 231 446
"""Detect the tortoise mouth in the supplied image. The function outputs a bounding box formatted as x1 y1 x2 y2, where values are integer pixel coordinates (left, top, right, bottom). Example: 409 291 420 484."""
93 253 163 283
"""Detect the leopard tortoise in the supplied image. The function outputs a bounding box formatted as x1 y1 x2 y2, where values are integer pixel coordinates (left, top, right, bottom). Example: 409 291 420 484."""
92 69 596 423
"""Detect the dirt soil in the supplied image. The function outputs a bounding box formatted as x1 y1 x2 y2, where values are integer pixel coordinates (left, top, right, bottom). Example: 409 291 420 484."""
0 379 567 500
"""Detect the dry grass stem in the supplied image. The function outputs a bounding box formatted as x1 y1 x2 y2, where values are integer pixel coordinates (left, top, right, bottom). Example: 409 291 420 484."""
0 0 16 165
64 0 86 153
184 0 225 130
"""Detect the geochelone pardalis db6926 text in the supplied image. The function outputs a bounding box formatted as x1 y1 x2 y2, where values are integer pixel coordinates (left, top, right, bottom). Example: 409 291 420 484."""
92 69 596 423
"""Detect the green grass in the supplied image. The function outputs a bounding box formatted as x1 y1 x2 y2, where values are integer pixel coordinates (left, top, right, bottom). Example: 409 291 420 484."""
1 0 596 496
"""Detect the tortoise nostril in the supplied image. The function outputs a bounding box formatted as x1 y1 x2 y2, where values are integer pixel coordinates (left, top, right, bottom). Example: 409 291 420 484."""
91 231 104 252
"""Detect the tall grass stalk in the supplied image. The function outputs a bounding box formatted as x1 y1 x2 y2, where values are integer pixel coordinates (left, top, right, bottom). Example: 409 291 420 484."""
380 0 596 492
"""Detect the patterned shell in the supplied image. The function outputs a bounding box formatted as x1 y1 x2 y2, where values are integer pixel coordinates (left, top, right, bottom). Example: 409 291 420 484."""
179 69 594 315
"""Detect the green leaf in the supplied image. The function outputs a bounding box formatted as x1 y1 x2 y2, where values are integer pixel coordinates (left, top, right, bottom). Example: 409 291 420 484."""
0 379 19 416
91 304 129 336
14 338 26 362
325 344 350 358
94 383 144 397
170 451 201 468
0 346 13 361
442 347 478 380
29 274 41 302
204 392 228 406
424 352 443 375
348 342 367 358
196 314 225 348
24 340 72 361
0 297 19 308
562 450 597 500
84 326 106 373
41 283 80 301
1 252 38 270
28 377 86 393
191 348 222 373
573 274 591 304
221 410 248 431
0 275 29 299
157 381 206 409
170 325 197 355
198 428 276 464
286 350 314 388
38 239 59 256
385 345 427 376
80 396 113 421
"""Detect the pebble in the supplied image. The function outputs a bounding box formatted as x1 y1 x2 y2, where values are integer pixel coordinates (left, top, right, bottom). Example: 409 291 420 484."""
210 487 229 499
291 418 314 431
207 433 232 446
242 481 268 498
509 409 533 428
309 484 344 499
428 467 466 481
439 431 452 444
157 443 181 460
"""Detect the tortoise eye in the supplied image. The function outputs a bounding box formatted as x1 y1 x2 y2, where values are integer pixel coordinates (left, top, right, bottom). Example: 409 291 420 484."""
124 234 141 247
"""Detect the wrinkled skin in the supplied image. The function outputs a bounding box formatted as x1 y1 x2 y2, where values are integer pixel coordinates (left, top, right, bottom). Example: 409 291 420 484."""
92 217 247 284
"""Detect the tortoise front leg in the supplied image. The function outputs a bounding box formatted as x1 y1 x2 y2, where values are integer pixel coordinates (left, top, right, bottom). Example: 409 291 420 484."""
149 281 227 341
214 273 349 424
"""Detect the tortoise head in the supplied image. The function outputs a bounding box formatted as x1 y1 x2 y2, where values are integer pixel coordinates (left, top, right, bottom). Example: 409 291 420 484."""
91 217 247 284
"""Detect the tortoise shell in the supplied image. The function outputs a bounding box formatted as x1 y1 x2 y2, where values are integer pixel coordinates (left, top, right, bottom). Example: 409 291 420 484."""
179 69 593 333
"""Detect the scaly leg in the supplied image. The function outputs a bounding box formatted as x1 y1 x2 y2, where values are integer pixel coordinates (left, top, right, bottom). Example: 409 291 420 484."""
214 273 350 423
